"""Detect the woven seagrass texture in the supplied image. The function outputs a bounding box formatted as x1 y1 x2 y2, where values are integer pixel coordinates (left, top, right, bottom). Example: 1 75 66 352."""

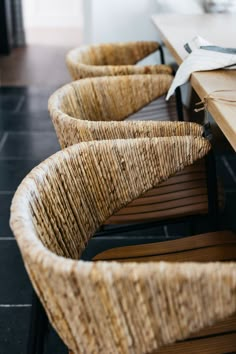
66 41 172 80
48 75 203 148
10 137 236 354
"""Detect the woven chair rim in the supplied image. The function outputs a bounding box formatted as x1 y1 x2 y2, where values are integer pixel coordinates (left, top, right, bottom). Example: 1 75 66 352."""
66 41 161 65
48 74 178 124
11 137 210 269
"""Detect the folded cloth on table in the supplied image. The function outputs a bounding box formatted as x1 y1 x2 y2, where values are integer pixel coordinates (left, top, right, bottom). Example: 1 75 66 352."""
166 36 236 100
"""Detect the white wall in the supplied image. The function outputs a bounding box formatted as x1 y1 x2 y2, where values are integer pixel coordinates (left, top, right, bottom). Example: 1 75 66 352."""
22 0 83 46
84 0 159 44
83 0 206 44
156 0 204 14
23 0 83 28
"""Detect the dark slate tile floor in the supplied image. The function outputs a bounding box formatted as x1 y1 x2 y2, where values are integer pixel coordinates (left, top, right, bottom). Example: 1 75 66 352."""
0 192 14 236
0 86 63 354
0 307 31 354
0 86 235 353
0 241 31 304
0 159 41 191
0 132 59 160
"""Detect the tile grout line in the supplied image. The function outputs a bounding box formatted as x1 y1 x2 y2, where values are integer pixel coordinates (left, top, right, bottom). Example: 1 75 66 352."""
0 132 8 153
0 157 51 161
0 156 42 161
0 156 58 161
222 156 236 184
0 304 31 308
0 238 16 241
13 96 25 113
2 131 55 134
0 191 15 194
4 130 55 134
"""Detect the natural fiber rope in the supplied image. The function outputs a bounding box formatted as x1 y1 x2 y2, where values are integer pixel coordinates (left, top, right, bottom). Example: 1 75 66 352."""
195 90 236 123
195 90 236 111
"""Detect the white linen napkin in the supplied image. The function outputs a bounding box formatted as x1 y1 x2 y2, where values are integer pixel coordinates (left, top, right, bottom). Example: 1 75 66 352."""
166 36 236 100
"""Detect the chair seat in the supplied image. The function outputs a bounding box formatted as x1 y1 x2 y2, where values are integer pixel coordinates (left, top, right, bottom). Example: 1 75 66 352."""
69 328 236 354
156 330 236 354
93 231 236 354
127 95 179 122
93 230 236 262
105 159 224 224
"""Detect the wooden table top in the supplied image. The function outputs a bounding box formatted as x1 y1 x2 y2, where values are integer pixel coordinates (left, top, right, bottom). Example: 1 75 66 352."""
152 14 236 151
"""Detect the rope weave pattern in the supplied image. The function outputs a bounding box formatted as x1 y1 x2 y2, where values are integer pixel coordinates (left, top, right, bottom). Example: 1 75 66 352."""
10 137 236 354
66 41 172 80
48 75 203 148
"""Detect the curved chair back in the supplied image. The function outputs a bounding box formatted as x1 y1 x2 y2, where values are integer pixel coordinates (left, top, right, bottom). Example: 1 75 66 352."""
48 75 196 147
66 41 172 80
10 137 236 354
48 75 223 225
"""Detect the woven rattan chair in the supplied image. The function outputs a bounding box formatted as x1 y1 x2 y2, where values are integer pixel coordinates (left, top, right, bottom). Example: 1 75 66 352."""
11 138 236 354
66 42 184 121
48 75 223 231
66 41 171 80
